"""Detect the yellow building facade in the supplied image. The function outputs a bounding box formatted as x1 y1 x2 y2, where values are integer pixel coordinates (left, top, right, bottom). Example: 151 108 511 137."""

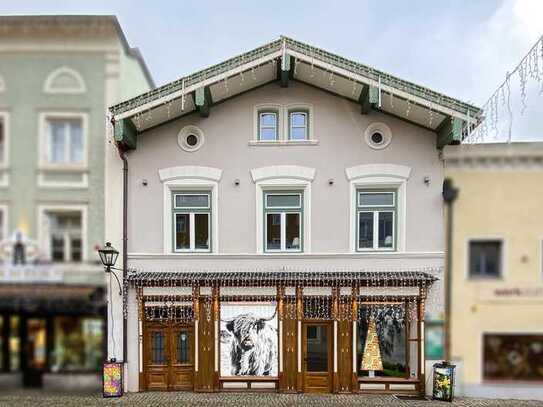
443 142 543 400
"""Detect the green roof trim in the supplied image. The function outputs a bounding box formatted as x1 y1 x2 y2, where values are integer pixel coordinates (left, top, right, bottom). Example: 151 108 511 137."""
109 36 481 119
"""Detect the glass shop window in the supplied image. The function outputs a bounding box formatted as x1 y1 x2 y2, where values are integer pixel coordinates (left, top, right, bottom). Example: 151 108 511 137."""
357 190 396 251
264 191 302 252
51 317 103 372
484 334 543 381
172 192 211 252
357 304 409 378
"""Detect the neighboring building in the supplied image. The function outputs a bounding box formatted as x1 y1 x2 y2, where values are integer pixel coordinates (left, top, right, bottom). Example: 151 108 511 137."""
443 142 543 400
0 15 153 389
107 36 480 395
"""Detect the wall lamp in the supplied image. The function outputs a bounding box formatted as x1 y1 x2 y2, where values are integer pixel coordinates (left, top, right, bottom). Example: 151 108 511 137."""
98 242 123 296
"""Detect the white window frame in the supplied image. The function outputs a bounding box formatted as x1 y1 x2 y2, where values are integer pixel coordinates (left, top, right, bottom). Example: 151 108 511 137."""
253 104 282 143
37 204 88 262
258 111 279 141
0 204 8 242
346 164 411 253
284 103 314 142
252 166 315 254
172 193 212 253
264 192 303 253
159 166 221 255
358 191 396 208
288 111 308 141
38 111 89 170
356 209 396 251
0 111 10 187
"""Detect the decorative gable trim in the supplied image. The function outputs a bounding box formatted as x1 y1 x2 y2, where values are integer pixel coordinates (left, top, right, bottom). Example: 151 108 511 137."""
158 165 222 183
250 165 316 183
345 164 411 181
43 66 86 94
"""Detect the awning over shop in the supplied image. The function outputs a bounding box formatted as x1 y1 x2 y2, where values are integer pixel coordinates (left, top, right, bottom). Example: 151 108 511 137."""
0 284 105 315
127 268 439 288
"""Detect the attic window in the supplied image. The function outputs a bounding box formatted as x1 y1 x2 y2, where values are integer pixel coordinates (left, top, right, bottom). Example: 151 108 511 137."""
178 125 204 152
365 122 392 150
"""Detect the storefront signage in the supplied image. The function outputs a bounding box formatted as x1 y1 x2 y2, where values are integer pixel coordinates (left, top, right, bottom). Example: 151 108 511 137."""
479 286 543 303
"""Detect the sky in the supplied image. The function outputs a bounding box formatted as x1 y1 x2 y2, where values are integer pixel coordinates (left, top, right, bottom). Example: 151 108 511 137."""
1 0 542 141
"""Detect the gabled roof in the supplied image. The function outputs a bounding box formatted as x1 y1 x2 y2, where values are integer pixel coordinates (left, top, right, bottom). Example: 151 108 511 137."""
110 36 482 148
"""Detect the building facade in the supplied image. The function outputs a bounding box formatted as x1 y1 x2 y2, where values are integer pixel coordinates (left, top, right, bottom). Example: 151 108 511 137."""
107 37 480 395
0 16 153 389
444 143 543 400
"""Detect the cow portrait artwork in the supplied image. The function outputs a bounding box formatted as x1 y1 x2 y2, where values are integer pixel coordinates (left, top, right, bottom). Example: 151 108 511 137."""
220 303 278 377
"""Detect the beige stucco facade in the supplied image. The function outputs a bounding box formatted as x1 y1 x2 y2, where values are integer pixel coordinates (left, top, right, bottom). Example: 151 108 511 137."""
444 143 543 400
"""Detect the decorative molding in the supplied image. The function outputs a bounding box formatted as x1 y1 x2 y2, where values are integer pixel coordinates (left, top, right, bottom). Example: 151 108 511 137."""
158 165 222 183
43 66 86 95
177 125 205 152
250 165 316 183
345 164 411 181
364 122 392 150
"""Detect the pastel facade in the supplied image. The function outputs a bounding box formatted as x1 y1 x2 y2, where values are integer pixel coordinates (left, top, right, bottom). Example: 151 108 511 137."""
0 16 153 389
107 37 480 394
444 143 543 400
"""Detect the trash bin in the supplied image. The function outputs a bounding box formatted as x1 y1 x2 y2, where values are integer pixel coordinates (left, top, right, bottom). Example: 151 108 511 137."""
432 361 456 402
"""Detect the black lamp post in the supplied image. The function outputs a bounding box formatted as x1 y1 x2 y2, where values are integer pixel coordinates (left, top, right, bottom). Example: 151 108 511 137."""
98 242 122 296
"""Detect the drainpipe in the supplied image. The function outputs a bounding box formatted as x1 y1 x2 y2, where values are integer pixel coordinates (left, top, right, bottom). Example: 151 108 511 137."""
119 147 128 364
442 178 458 362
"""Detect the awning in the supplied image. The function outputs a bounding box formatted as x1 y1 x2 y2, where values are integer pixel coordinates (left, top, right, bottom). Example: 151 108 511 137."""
0 284 105 315
127 268 439 288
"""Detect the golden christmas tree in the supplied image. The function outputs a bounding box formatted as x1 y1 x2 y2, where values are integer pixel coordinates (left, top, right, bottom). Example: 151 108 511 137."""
361 317 383 376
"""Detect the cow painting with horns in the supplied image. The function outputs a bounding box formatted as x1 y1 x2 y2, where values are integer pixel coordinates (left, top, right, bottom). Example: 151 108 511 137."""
221 307 277 376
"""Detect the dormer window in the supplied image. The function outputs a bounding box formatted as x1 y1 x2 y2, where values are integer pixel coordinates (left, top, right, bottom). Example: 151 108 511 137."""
288 111 308 140
258 111 278 141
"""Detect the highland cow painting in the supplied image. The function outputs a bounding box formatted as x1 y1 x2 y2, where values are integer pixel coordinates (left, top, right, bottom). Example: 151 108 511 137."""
220 302 278 377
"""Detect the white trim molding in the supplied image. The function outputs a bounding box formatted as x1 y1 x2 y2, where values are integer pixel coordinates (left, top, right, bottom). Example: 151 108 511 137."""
159 166 221 254
364 122 392 150
251 165 316 183
254 176 313 254
158 165 222 183
37 204 88 262
177 125 205 152
346 164 411 252
345 163 411 181
43 66 86 94
0 111 10 187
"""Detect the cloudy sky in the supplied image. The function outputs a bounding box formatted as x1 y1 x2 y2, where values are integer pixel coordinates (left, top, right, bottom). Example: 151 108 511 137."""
2 0 542 140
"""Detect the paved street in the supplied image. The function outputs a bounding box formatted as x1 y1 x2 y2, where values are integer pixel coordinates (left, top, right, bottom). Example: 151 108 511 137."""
0 391 542 406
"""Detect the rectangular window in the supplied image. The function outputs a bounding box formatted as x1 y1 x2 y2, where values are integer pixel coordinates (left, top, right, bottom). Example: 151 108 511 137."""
0 117 5 166
172 192 211 252
258 111 278 141
357 190 395 251
484 334 543 381
264 192 302 252
47 211 82 262
469 240 502 278
47 118 84 164
289 111 308 140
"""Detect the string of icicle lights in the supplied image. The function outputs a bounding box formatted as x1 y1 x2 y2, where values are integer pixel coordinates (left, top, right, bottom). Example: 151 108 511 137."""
466 34 543 144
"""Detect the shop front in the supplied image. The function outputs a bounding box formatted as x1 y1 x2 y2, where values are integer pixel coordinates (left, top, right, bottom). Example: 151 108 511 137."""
127 269 436 395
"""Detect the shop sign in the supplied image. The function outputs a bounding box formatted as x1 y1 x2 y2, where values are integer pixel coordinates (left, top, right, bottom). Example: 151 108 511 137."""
479 286 543 303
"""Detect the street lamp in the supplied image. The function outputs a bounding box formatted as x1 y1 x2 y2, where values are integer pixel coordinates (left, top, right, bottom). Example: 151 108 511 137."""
98 242 122 296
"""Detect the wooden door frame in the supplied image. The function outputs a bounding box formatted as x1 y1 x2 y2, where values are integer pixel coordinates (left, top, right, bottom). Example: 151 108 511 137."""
143 319 195 391
301 320 333 393
169 323 195 391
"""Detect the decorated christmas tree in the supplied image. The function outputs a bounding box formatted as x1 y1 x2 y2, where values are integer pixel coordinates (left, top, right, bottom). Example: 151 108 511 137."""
361 317 383 377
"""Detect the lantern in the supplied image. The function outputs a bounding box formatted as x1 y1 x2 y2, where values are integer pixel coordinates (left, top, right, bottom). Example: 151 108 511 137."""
432 361 456 402
98 242 119 269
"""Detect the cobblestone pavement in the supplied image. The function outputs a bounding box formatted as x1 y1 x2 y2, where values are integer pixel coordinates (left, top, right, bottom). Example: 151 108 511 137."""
0 391 542 406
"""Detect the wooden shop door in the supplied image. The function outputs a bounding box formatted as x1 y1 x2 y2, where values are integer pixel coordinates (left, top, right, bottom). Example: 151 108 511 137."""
302 322 332 393
144 322 194 391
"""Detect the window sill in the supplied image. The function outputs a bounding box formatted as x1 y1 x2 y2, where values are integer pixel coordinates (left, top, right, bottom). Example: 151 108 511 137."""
248 140 319 146
39 165 89 173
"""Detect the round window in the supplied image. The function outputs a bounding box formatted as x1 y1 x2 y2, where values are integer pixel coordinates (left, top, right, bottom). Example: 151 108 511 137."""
177 125 204 152
364 123 392 150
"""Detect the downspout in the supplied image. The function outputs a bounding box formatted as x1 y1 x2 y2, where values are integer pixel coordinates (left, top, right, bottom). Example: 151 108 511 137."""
119 147 128 364
442 178 458 362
